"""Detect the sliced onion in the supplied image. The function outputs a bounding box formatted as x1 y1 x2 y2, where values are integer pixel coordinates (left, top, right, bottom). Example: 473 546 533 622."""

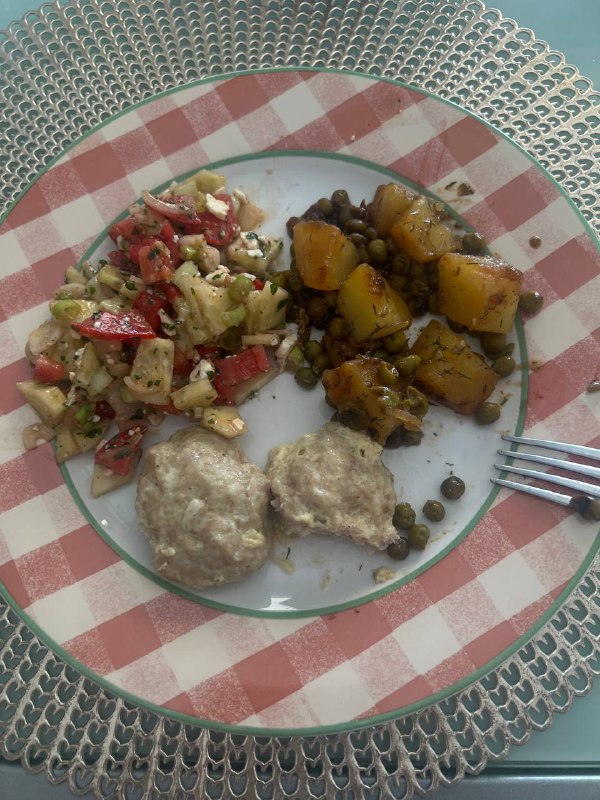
142 190 195 220
387 407 422 431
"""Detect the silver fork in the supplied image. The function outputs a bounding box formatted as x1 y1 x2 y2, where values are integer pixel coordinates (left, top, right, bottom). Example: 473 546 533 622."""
491 434 600 521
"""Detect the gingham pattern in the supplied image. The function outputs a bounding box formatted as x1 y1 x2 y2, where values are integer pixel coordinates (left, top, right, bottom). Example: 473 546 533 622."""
0 71 599 732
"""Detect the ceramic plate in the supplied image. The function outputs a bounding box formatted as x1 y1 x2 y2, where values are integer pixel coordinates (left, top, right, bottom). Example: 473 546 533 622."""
1 69 599 734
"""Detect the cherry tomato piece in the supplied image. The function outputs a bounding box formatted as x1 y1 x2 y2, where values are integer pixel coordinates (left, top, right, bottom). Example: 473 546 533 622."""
71 311 156 340
138 240 174 284
132 290 170 331
32 354 66 383
94 424 148 476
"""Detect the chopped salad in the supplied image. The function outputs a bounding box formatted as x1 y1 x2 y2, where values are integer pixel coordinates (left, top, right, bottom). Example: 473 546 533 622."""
18 169 292 497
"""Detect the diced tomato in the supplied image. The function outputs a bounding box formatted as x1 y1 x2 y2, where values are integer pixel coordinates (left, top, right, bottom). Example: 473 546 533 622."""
172 346 193 375
109 216 146 244
94 424 148 476
214 345 271 387
138 240 174 284
159 220 182 269
72 311 156 340
194 194 237 246
132 290 170 331
196 344 223 359
252 278 265 290
107 249 133 271
155 282 181 304
33 354 66 383
95 400 116 420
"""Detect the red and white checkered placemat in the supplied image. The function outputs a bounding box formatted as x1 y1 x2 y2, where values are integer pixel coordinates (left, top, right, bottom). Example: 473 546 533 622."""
0 70 599 733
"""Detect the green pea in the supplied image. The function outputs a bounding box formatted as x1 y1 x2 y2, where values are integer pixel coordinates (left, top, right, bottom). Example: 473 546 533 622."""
285 345 304 373
387 538 410 560
462 232 486 253
348 232 367 247
377 362 399 387
409 524 430 550
331 189 350 208
338 403 369 432
388 275 407 293
518 291 544 315
481 332 507 357
475 401 501 426
422 499 446 522
408 261 426 279
492 355 516 377
390 252 410 275
377 387 401 408
311 354 330 376
393 502 416 530
306 296 330 327
440 476 465 500
344 219 367 235
337 206 353 226
295 367 319 389
317 197 333 217
367 238 388 264
393 354 421 376
303 339 323 363
328 317 348 340
402 429 424 447
384 330 408 355
364 226 378 241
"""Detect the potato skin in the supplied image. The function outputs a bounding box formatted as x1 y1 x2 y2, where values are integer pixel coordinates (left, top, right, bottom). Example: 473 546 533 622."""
293 220 358 290
410 319 498 415
337 263 412 341
322 357 423 444
438 253 523 333
369 183 416 237
390 195 458 263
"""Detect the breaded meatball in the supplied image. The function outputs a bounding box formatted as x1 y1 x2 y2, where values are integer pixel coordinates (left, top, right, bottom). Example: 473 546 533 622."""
266 422 397 550
136 427 271 587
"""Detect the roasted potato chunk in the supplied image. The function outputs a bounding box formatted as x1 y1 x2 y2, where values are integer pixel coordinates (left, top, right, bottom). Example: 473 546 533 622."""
390 195 458 263
410 319 498 415
322 357 425 445
337 264 412 341
369 183 417 237
293 220 359 290
438 252 523 333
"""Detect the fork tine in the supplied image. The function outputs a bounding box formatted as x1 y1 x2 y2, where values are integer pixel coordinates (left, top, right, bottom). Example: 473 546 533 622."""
501 435 600 463
494 463 600 498
497 449 600 481
491 477 573 508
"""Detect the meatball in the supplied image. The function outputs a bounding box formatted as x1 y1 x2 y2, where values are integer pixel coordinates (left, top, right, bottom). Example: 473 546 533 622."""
266 422 397 550
136 427 271 588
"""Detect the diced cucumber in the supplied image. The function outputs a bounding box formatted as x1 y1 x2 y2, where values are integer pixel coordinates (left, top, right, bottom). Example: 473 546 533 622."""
191 169 226 194
73 421 109 453
73 343 113 399
97 265 124 291
90 459 139 498
200 406 248 438
173 273 236 344
244 282 289 334
54 422 80 463
16 380 68 427
171 377 217 411
123 338 174 405
50 298 99 323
